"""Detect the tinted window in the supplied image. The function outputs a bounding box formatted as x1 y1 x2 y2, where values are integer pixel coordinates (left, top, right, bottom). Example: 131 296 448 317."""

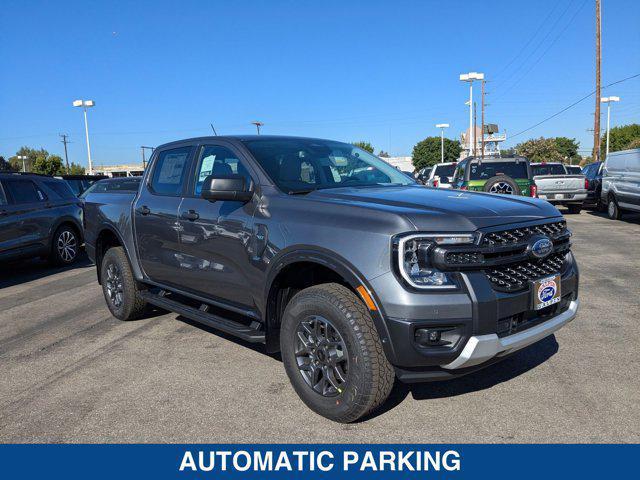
531 164 566 176
433 164 456 178
4 179 46 204
242 138 413 193
565 165 582 174
470 161 528 180
65 179 84 196
43 180 76 199
194 145 252 195
149 147 191 196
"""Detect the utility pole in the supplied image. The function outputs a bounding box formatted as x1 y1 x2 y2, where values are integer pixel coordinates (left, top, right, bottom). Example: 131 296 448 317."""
60 134 70 173
141 146 155 170
481 80 486 159
593 0 602 161
251 121 264 135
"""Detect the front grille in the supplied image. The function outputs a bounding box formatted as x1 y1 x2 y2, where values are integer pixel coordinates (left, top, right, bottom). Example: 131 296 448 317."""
485 253 566 292
481 220 567 246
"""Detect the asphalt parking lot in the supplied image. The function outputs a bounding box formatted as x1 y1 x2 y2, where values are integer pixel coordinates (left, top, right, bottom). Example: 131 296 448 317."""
0 210 638 443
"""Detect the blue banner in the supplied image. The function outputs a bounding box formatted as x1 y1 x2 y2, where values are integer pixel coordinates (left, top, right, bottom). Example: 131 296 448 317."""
0 444 636 479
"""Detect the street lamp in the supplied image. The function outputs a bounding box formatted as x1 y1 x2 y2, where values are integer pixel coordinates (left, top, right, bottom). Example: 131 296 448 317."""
17 155 28 172
435 123 450 163
251 121 264 135
601 96 620 160
459 72 484 156
73 99 95 175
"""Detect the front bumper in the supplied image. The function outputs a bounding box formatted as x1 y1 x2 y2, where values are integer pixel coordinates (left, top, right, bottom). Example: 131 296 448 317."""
442 299 578 369
369 252 579 379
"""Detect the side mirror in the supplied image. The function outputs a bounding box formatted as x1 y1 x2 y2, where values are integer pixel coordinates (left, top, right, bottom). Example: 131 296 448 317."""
201 174 253 202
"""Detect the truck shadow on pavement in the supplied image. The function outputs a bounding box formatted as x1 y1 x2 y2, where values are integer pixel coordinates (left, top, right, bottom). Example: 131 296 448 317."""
173 314 558 421
0 252 93 289
361 335 559 422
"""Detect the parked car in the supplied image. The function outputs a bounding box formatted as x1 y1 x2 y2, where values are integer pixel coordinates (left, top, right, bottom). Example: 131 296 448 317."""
420 162 458 188
58 174 107 196
601 148 640 220
85 136 579 423
80 176 142 198
0 172 83 265
530 163 587 214
452 156 536 196
582 161 604 210
416 166 432 185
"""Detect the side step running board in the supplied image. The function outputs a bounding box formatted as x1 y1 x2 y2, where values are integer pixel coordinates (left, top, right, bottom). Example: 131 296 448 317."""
140 291 265 343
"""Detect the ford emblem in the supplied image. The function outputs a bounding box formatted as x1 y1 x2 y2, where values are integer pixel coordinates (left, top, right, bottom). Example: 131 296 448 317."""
529 237 553 259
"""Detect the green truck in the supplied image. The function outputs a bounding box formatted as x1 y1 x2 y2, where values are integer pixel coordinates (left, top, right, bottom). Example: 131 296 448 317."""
452 157 537 197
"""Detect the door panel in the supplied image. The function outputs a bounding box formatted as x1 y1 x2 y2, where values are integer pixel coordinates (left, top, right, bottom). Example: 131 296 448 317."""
134 146 192 285
176 144 258 308
0 179 50 252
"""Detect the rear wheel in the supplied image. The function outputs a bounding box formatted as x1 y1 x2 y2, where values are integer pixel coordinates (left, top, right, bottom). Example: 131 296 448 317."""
49 225 79 266
100 246 147 320
280 283 394 423
607 195 622 220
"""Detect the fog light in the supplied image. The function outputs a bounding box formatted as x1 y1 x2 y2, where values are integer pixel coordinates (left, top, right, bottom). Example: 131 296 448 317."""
415 326 462 348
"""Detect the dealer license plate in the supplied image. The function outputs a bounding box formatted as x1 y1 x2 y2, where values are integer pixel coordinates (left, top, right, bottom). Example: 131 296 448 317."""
532 274 561 310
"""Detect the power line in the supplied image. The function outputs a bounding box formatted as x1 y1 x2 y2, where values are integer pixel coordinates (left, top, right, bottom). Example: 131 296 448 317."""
508 73 640 140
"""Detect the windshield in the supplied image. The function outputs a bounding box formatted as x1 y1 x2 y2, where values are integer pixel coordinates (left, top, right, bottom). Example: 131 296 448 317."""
242 138 415 194
469 161 528 180
531 164 566 176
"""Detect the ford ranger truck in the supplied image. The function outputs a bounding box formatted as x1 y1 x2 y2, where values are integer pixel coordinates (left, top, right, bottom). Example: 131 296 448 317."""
84 136 579 423
531 162 587 214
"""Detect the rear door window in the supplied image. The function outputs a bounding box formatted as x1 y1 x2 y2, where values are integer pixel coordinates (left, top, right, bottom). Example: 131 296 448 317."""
149 147 192 196
43 180 76 199
3 179 46 204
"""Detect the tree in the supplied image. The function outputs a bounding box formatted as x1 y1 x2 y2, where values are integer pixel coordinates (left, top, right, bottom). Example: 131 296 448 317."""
352 141 374 154
0 156 17 171
515 137 565 163
626 138 640 150
33 154 64 176
601 124 640 157
9 146 49 172
553 137 580 163
500 147 516 157
68 162 86 175
377 150 390 158
411 137 461 169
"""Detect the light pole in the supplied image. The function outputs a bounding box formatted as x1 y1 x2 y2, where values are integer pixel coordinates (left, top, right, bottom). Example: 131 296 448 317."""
459 72 484 156
251 121 264 135
73 99 95 174
601 96 620 160
435 124 450 163
17 155 28 172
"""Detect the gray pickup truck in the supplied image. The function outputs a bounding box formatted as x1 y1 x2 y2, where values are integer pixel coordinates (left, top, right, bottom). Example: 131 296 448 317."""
84 135 579 422
531 163 587 213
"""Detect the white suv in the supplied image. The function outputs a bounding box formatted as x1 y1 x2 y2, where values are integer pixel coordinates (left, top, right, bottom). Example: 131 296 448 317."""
419 162 458 188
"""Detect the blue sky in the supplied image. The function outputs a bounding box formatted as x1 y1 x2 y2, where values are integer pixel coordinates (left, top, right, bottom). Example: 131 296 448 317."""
1 0 639 167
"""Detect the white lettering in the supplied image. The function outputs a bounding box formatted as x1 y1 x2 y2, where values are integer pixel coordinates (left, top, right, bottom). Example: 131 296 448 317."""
443 450 461 471
343 451 358 470
178 451 196 471
317 451 334 472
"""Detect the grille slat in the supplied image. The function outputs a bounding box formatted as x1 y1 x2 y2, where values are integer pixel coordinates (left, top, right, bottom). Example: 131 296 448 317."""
486 253 565 292
482 220 567 246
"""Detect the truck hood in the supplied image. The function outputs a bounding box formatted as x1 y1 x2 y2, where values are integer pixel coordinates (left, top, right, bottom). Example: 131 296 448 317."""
307 185 561 231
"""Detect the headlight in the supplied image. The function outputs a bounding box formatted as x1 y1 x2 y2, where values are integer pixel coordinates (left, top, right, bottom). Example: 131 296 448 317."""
396 233 476 290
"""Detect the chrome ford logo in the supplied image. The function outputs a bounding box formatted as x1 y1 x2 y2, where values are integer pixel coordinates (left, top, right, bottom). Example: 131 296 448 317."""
529 237 553 259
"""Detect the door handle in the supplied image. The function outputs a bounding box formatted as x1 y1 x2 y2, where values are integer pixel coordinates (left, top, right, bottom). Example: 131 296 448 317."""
181 210 199 221
137 205 151 216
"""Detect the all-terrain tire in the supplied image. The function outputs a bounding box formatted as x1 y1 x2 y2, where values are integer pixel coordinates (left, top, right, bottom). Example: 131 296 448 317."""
100 246 146 320
280 283 394 423
483 175 521 195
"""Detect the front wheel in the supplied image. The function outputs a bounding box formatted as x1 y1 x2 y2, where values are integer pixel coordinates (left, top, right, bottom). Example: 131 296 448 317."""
280 283 394 423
